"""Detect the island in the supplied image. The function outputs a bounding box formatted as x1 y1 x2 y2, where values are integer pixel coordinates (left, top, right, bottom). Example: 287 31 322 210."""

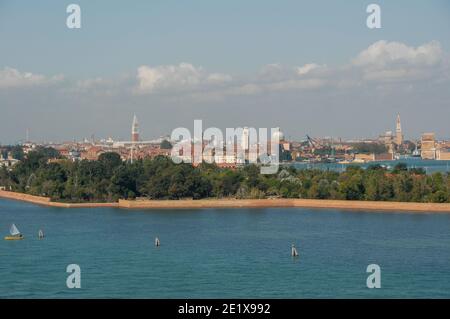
0 147 449 213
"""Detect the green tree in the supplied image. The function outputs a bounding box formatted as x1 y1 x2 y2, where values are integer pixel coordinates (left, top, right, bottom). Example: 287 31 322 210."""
11 145 25 160
392 163 408 174
339 173 365 200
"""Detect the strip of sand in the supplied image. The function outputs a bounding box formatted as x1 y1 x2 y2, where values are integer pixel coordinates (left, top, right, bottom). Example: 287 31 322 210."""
118 198 450 212
0 190 117 208
1 190 450 213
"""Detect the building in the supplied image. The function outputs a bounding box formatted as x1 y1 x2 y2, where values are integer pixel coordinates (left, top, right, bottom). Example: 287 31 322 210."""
421 133 436 160
282 141 291 151
0 153 20 168
131 114 139 142
381 130 395 154
437 142 450 160
353 153 375 163
80 146 105 161
395 114 403 146
374 152 394 161
437 148 450 160
379 115 404 153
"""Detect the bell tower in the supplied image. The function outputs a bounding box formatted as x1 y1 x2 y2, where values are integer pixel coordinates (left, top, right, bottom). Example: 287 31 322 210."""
395 114 403 146
131 114 139 142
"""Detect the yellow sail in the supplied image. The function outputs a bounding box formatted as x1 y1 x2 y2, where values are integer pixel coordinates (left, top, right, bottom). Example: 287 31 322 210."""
4 235 24 240
4 223 24 240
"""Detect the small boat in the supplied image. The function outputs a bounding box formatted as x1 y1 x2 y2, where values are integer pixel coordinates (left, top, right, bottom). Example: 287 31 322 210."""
38 229 44 239
4 224 24 240
291 244 299 257
155 237 160 247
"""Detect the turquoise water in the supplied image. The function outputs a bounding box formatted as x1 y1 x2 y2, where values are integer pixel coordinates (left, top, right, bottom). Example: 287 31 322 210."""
1 198 450 298
289 159 450 174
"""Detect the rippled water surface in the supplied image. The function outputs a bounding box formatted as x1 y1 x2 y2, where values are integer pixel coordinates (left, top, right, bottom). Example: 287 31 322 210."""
1 199 450 298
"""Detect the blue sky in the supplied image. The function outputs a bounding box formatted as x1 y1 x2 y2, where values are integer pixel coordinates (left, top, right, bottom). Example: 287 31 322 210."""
0 0 449 143
2 0 450 76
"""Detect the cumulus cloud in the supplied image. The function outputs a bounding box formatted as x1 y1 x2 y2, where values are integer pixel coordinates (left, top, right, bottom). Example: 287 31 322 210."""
206 73 233 84
136 63 232 94
252 63 329 92
2 40 447 99
133 40 448 98
0 67 63 89
352 41 445 82
67 75 134 96
297 63 327 75
353 40 443 67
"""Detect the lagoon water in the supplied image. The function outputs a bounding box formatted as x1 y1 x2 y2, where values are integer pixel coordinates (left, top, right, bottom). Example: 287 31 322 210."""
1 198 450 298
290 159 450 174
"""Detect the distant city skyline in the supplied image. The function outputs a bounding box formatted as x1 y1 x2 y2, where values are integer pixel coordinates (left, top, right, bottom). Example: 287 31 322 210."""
3 113 444 145
1 0 450 143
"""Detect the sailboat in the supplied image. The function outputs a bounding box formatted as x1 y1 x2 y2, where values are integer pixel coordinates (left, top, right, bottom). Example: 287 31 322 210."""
4 224 24 240
38 229 44 239
155 237 160 247
291 244 299 257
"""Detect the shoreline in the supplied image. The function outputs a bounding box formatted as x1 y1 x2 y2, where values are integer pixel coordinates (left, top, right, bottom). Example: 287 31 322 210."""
1 190 450 213
0 190 118 208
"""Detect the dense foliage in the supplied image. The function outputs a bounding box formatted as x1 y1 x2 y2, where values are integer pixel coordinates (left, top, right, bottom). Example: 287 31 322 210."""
1 145 25 160
0 148 449 203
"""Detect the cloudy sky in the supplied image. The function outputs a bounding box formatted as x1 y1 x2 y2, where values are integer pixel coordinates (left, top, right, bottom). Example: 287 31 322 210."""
0 0 449 144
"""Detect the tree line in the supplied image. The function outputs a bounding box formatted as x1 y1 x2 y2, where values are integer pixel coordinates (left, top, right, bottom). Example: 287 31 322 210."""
0 147 449 203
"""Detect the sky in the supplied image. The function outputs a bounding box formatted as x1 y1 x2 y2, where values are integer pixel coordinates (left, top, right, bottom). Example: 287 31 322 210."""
0 0 449 143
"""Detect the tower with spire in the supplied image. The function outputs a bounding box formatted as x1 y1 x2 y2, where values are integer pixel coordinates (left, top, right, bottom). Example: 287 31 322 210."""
395 114 403 146
131 114 139 142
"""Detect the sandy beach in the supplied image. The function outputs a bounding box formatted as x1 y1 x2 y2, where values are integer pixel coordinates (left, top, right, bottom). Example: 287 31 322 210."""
0 190 118 208
1 190 450 213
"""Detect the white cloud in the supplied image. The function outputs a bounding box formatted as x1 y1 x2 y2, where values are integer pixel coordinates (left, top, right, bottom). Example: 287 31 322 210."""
0 67 63 89
133 41 447 97
352 41 446 83
136 63 232 94
3 40 446 99
353 40 443 67
68 76 132 96
207 73 233 84
297 63 327 75
251 63 328 92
